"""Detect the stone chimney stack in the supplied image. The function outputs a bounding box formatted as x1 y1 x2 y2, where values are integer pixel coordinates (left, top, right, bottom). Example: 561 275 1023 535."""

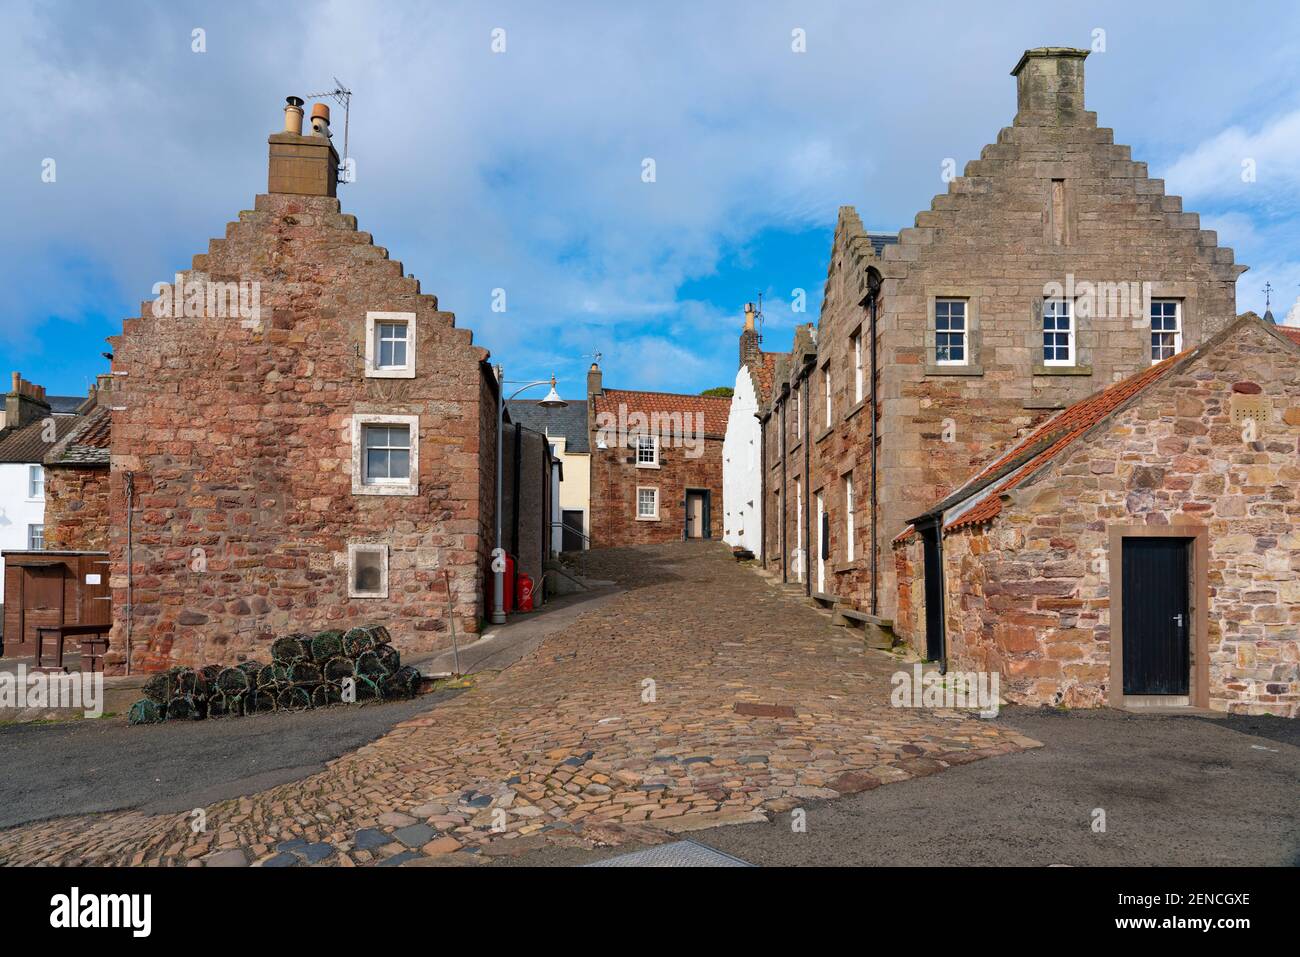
739 302 761 370
1011 47 1089 122
586 362 603 398
2 372 51 431
268 95 339 197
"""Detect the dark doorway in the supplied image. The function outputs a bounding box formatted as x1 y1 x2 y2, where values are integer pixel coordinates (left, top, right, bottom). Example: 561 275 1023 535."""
920 522 944 663
684 490 710 540
1122 537 1191 695
561 510 585 552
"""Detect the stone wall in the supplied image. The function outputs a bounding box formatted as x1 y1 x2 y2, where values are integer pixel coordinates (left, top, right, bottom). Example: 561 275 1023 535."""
895 321 1300 716
589 433 724 547
105 191 497 673
43 466 109 551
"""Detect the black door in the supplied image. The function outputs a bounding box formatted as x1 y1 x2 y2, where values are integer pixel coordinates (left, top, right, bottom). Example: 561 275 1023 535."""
920 523 944 663
1122 538 1190 695
561 510 585 552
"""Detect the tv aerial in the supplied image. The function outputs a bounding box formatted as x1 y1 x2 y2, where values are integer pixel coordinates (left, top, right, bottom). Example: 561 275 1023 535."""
306 77 353 183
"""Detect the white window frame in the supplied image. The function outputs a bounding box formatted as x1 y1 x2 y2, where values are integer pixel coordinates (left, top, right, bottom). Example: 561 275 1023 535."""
934 298 969 366
1042 298 1075 367
351 413 419 495
794 478 803 581
365 311 416 378
844 474 855 562
823 364 832 427
635 434 659 468
27 464 44 500
635 485 659 520
28 523 44 550
347 542 389 598
792 392 800 439
1150 299 1182 364
852 330 864 403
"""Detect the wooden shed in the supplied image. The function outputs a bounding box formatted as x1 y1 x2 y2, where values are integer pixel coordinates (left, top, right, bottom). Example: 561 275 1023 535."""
1 551 110 658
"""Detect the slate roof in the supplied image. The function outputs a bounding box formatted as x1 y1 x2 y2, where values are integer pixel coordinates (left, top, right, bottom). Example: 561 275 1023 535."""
867 232 899 256
48 394 89 415
897 315 1300 542
44 404 111 466
506 399 590 454
591 388 732 438
0 414 82 464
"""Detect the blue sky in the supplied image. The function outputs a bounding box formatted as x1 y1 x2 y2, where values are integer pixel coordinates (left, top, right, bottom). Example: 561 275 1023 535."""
3 1 1300 400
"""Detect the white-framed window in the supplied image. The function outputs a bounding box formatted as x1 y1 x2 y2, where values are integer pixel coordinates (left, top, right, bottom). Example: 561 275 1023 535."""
365 311 416 378
823 364 832 427
1150 299 1182 363
851 330 864 403
351 413 419 495
636 486 659 520
28 524 44 550
792 392 800 439
794 478 803 581
1042 298 1075 366
28 464 44 499
844 474 855 562
635 434 659 467
935 298 968 365
348 542 389 598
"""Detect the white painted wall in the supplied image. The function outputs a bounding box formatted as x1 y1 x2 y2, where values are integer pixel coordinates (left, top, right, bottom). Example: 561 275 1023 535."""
0 461 46 605
547 436 591 551
722 366 762 557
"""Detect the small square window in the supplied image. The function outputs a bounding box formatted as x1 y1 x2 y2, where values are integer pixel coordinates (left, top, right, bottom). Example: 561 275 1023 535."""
352 414 419 495
28 465 43 499
1042 298 1075 365
635 434 659 467
636 487 658 519
365 311 416 378
1150 299 1182 363
935 299 968 365
28 524 44 550
348 543 388 598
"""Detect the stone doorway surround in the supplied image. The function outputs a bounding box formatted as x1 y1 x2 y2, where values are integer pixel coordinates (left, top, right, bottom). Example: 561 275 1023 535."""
1107 523 1210 711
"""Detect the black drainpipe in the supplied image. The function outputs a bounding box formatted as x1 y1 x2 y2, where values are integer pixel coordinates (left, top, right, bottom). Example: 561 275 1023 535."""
802 368 811 598
868 285 880 617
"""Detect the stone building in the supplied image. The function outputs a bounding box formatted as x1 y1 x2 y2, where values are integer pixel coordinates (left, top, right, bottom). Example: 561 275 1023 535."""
101 98 503 674
43 402 112 551
587 362 729 547
892 316 1299 716
507 398 590 552
722 303 778 557
761 47 1245 630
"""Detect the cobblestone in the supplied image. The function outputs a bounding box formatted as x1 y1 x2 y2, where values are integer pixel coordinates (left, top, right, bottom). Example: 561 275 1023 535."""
0 543 1038 865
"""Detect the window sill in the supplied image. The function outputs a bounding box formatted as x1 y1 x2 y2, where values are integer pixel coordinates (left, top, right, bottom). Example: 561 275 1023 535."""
844 398 867 421
635 462 661 470
1033 364 1093 376
925 363 983 376
365 367 416 379
635 515 661 522
353 481 418 496
815 426 833 444
834 559 864 573
788 440 803 455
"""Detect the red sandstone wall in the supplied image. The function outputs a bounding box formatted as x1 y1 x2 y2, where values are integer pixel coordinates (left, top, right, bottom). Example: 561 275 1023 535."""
590 435 724 547
44 466 110 551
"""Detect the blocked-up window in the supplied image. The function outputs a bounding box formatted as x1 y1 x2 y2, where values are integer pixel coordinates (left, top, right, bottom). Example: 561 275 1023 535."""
348 543 388 598
1151 299 1181 362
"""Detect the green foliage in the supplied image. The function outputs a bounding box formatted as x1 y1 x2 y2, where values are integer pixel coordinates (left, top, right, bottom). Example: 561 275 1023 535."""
700 386 733 398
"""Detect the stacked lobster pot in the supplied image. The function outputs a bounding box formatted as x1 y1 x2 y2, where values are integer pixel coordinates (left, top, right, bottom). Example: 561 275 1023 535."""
127 624 424 725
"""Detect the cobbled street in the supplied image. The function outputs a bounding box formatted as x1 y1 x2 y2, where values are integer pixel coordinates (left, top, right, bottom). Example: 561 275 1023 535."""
0 543 1037 866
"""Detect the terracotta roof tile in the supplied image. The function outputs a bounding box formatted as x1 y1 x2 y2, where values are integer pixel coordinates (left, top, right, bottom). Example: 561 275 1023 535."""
1278 326 1300 347
944 354 1186 532
592 388 731 437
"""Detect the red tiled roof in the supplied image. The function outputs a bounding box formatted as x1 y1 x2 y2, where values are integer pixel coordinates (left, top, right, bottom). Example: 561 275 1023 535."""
1278 326 1300 347
752 352 780 403
592 388 732 437
944 354 1186 531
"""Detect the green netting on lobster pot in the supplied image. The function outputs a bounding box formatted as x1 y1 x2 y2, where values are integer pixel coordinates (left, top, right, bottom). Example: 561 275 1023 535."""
166 694 204 720
374 643 400 674
311 630 344 663
353 650 386 678
382 666 422 700
142 673 174 704
217 666 251 694
362 623 391 644
237 660 263 678
322 656 354 682
172 668 206 698
240 688 274 715
207 690 241 719
128 698 166 725
271 634 309 665
257 664 289 687
342 627 377 657
199 664 223 687
288 661 322 686
353 673 383 703
275 686 312 712
310 683 342 709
